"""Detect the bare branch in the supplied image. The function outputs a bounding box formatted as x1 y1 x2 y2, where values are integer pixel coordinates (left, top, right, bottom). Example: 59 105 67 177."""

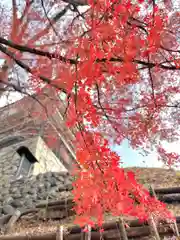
0 44 67 93
0 37 76 64
41 0 59 37
147 55 157 107
61 0 88 6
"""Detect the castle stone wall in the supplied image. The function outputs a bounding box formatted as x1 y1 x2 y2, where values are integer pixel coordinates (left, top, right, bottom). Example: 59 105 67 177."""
0 171 73 216
0 136 70 216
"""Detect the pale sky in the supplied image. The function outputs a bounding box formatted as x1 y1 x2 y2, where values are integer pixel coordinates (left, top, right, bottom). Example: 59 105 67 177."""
113 140 164 168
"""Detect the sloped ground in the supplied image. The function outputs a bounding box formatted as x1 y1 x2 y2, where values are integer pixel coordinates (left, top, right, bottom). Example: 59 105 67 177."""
2 167 180 236
127 167 180 218
126 167 180 188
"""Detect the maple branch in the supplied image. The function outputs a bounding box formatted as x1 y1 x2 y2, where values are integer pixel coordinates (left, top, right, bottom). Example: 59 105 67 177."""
5 37 178 122
0 37 76 64
12 0 18 35
62 94 71 118
41 0 59 37
61 0 88 6
73 58 91 154
160 103 180 108
27 4 71 45
127 19 148 35
68 5 88 29
94 103 180 113
95 83 122 137
0 37 179 71
0 44 67 94
98 57 179 71
152 0 156 24
95 83 111 120
0 78 48 116
130 17 148 27
0 79 23 94
147 55 157 107
20 0 34 23
52 4 71 22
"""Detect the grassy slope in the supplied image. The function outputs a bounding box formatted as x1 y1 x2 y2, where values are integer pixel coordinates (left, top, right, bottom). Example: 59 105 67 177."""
125 167 180 188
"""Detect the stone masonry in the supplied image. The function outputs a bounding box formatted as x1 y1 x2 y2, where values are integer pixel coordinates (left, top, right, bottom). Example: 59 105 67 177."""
0 87 77 217
0 171 73 216
0 135 73 217
0 136 67 178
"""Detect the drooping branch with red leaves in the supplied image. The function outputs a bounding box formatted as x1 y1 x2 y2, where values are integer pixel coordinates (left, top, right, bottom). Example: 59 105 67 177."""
72 131 174 226
0 0 179 227
65 0 180 225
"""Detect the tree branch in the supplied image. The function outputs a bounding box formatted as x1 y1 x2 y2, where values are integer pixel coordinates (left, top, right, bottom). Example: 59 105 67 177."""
0 37 179 71
147 55 157 107
0 78 49 116
61 0 88 6
0 37 76 64
0 44 67 94
41 0 59 37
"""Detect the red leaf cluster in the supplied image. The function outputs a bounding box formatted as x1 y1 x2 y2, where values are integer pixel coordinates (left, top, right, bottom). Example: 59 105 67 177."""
72 132 173 226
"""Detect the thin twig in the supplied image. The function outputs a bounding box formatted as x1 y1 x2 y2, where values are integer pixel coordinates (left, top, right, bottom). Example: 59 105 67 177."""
41 0 59 37
0 44 67 94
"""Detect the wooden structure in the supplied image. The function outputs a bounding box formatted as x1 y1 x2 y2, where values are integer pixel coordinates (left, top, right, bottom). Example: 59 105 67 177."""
0 185 180 239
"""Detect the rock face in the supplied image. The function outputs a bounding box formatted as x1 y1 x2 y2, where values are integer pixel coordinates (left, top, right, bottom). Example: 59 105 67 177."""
0 171 73 216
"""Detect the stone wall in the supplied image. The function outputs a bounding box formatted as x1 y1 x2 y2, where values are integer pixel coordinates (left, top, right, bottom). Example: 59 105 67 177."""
0 140 36 181
0 171 73 216
0 136 73 218
32 136 68 174
0 136 68 181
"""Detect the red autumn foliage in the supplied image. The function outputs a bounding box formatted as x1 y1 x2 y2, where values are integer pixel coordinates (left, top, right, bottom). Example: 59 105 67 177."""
67 0 180 225
0 0 179 227
72 131 174 226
